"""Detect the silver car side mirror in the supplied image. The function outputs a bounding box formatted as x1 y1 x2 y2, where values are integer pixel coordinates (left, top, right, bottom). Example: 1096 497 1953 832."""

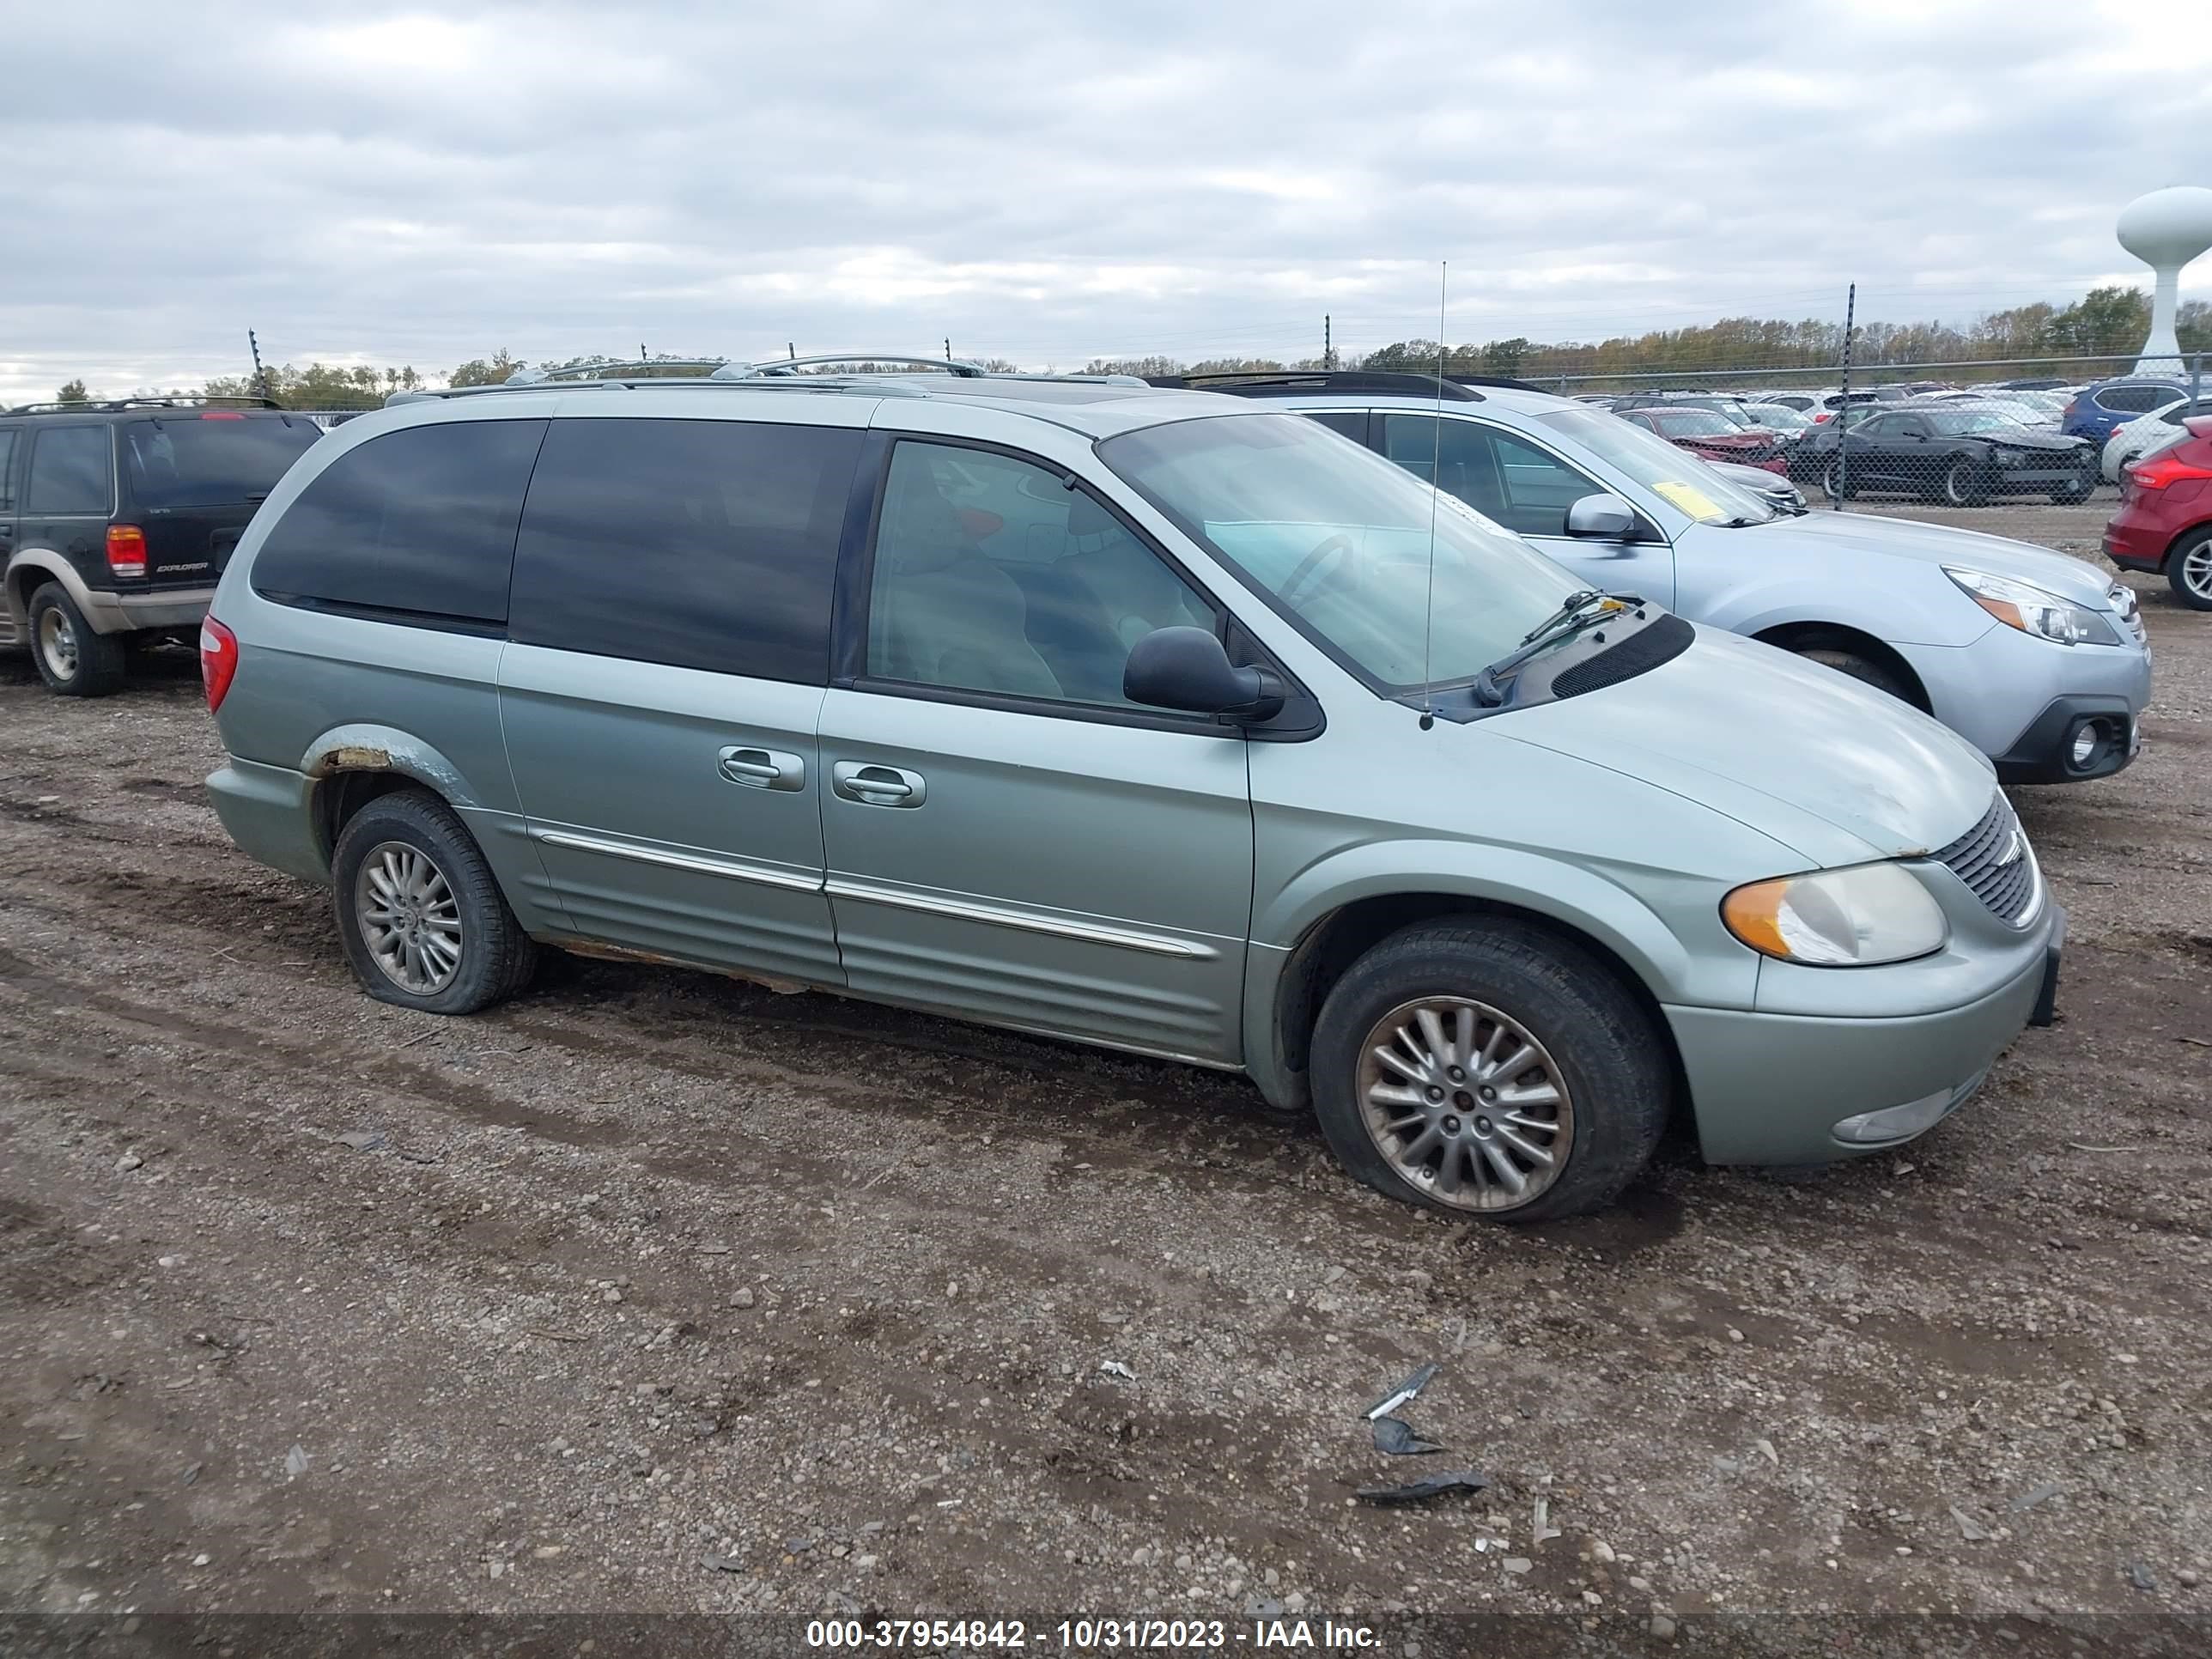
1565 493 1637 540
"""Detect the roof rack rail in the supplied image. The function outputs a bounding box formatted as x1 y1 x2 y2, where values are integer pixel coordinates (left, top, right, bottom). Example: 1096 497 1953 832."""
709 353 987 380
1144 369 1484 402
6 393 287 416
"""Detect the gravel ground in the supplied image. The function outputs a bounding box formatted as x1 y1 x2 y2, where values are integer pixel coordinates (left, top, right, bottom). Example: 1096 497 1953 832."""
0 504 2205 1654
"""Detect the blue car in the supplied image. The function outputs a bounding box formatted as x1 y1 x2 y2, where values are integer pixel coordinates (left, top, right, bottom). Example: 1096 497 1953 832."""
2061 377 2190 444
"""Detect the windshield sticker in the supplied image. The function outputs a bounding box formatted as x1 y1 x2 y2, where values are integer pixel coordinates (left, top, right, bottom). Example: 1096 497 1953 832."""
1651 480 1725 521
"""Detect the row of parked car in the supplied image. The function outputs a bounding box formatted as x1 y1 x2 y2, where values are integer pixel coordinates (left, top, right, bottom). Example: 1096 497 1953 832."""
0 360 2182 1220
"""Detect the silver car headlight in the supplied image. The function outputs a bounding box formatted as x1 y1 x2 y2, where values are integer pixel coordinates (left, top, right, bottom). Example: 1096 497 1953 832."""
1944 567 2122 647
1722 862 1948 967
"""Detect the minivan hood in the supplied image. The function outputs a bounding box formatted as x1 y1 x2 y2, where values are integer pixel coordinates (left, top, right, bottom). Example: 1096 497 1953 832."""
1493 626 1995 868
1734 509 2118 610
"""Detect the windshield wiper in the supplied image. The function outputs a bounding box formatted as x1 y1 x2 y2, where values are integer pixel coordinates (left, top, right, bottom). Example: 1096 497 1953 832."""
1470 591 1644 707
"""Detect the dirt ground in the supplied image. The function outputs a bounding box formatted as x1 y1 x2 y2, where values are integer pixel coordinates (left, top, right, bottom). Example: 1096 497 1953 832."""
1 502 2206 1654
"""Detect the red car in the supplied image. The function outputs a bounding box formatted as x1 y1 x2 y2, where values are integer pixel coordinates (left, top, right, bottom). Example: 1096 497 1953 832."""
1617 406 1790 474
2104 414 2212 611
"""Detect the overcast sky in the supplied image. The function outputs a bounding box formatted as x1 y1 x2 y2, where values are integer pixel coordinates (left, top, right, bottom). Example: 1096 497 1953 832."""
3 0 2209 402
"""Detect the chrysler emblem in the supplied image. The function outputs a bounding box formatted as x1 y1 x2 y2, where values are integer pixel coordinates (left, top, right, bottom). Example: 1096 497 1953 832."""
1996 830 2025 867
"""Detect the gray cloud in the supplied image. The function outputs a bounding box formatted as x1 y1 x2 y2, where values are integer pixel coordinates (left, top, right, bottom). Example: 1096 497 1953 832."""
3 0 2208 400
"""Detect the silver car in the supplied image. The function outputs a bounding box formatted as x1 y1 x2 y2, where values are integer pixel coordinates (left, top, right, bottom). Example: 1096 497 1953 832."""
1256 377 2151 783
201 362 2063 1221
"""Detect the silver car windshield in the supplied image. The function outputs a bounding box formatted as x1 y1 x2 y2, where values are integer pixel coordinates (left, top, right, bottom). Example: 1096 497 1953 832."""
1532 408 1778 526
1099 412 1583 693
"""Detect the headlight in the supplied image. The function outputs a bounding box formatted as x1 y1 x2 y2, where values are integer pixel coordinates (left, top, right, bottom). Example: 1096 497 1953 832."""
1721 862 1948 967
1944 567 2122 646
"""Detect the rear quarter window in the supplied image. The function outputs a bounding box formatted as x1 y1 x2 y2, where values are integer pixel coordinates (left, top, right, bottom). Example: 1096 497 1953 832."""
24 424 113 516
507 417 861 683
123 415 321 509
0 430 17 511
250 419 548 625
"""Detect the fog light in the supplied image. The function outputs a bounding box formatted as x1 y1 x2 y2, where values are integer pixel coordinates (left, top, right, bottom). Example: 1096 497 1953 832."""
2069 724 2100 768
1832 1071 1985 1146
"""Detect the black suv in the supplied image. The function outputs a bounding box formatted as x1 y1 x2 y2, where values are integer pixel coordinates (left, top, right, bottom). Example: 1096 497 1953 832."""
0 398 323 696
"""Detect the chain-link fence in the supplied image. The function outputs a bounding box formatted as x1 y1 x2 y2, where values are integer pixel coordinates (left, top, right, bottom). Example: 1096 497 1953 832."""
1531 350 2208 514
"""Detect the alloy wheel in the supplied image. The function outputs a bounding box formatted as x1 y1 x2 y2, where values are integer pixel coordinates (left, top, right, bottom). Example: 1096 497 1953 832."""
2183 539 2212 604
354 842 465 994
36 606 78 683
1355 996 1574 1212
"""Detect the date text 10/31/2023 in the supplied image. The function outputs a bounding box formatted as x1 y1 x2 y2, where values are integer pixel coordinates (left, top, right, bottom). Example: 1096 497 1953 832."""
805 1617 1383 1649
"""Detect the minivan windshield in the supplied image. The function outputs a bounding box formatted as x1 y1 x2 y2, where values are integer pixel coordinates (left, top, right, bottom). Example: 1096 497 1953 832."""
123 415 322 510
1099 412 1583 693
1531 407 1778 526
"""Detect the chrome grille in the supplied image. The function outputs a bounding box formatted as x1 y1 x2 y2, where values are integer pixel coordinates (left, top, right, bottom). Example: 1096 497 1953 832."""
1931 796 2039 926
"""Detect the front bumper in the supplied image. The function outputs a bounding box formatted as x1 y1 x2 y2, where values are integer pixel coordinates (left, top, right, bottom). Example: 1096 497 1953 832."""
1992 693 2141 783
1664 931 2053 1166
1903 618 2151 772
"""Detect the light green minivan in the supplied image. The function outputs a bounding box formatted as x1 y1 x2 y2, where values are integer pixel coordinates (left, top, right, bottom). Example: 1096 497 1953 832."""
201 361 2062 1220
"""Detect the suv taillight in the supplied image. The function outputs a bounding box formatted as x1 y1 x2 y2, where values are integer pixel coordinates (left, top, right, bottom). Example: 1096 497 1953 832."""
106 525 148 580
2061 398 2079 419
200 617 239 713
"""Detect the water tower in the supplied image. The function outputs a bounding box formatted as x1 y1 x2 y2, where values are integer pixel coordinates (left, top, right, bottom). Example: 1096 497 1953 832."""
2116 185 2212 375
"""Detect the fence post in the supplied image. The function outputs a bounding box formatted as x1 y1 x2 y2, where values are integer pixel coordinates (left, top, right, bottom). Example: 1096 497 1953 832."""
1832 284 1856 511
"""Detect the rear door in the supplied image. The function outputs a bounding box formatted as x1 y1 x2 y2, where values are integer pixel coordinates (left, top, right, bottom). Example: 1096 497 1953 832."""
498 414 860 985
16 422 114 583
118 411 323 589
816 436 1255 1063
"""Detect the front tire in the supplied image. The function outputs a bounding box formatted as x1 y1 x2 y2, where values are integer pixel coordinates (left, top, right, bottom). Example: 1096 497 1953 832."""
28 585 127 697
331 789 538 1015
1794 645 1914 703
1941 457 1987 507
2170 526 2212 612
1310 920 1669 1221
1821 459 1855 502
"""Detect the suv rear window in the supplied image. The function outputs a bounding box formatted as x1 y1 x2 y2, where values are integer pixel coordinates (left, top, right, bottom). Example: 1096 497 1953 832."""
251 419 548 625
122 415 320 509
508 417 861 683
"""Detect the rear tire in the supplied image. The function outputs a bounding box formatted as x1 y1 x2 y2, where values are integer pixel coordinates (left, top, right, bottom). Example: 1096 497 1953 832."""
1821 459 1854 502
331 789 538 1015
1794 645 1915 704
1309 919 1669 1222
28 585 127 697
2169 527 2212 612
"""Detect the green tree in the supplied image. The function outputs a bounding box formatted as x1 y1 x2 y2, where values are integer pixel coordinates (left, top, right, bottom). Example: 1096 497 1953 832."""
1479 337 1533 376
2176 300 2210 354
2044 286 2150 356
449 348 526 387
57 379 90 404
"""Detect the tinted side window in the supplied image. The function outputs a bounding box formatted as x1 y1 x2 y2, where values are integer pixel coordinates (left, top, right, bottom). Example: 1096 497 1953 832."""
1302 410 1370 446
0 431 16 512
510 418 860 683
25 425 112 515
1378 415 1601 538
123 416 321 509
252 419 546 624
2099 385 2168 413
866 441 1216 708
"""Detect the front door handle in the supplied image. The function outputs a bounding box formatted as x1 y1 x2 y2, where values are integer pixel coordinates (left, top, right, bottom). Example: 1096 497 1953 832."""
832 762 927 807
718 745 805 792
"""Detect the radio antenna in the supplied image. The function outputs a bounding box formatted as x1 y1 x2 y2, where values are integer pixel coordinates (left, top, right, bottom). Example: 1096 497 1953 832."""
1418 262 1446 731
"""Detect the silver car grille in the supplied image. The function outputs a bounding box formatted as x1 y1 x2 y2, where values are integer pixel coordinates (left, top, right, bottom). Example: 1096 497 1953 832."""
1931 795 2039 927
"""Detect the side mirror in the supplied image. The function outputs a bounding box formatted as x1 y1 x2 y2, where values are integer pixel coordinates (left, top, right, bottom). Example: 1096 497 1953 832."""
1124 627 1285 721
1565 493 1637 540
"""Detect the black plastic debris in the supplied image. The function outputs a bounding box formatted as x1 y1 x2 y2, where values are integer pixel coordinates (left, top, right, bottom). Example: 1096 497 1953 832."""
1356 1468 1491 1506
1371 1416 1444 1456
1364 1362 1440 1422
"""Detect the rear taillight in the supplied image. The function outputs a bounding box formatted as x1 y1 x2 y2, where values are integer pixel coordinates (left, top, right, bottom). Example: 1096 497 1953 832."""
200 617 239 713
2129 453 2212 489
106 525 147 580
2061 398 2079 419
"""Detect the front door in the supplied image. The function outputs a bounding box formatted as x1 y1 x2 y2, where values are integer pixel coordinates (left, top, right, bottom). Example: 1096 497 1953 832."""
498 414 864 986
1374 413 1677 607
818 438 1255 1064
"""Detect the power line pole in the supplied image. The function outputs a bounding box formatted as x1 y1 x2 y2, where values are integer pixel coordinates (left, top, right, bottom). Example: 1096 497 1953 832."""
945 337 953 362
1324 314 1333 370
248 330 270 403
1832 283 1856 513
